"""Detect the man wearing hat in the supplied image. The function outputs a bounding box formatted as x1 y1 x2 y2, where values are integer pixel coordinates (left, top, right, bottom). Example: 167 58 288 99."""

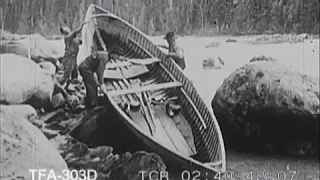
159 32 186 70
78 46 110 109
59 22 87 88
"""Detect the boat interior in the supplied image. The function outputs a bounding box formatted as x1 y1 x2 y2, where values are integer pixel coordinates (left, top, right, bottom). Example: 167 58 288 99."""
97 30 198 158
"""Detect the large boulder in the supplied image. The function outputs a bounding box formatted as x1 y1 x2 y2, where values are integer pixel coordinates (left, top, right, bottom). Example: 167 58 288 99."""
212 60 319 156
0 54 55 109
1 105 68 179
0 33 64 64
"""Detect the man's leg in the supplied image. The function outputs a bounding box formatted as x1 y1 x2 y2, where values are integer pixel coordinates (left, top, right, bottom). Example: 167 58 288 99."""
71 57 79 80
79 63 98 108
60 55 73 85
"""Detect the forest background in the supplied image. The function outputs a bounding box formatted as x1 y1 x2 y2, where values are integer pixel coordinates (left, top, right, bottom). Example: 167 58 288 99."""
1 0 319 37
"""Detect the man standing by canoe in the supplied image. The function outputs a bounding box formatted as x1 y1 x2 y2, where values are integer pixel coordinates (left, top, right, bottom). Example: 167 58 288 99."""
159 32 186 70
78 47 109 109
59 22 87 87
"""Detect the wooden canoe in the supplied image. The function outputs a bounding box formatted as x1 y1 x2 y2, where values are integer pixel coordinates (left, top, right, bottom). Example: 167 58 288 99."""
79 4 226 177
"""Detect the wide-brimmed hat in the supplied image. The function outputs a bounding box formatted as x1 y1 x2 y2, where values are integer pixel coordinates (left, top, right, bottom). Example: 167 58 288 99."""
163 32 177 40
60 26 71 35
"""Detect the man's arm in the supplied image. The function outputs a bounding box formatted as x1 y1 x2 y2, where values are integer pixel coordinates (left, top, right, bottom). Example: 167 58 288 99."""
53 81 69 99
96 52 110 85
68 22 87 40
167 47 184 59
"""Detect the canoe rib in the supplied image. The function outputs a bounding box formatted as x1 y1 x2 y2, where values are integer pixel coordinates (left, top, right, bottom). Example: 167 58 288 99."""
83 4 226 174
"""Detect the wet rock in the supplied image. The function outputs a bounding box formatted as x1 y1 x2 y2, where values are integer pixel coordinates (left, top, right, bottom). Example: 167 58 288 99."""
249 55 276 63
203 57 225 70
70 107 108 146
88 146 114 159
66 84 78 93
1 105 68 179
70 142 90 157
39 108 66 124
62 138 167 180
0 54 55 109
68 146 117 172
42 128 59 139
68 95 81 107
51 93 66 109
46 121 68 133
109 151 166 180
212 60 319 156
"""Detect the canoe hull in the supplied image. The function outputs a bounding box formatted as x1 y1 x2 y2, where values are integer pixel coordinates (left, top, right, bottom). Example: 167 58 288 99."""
109 97 222 178
80 4 227 178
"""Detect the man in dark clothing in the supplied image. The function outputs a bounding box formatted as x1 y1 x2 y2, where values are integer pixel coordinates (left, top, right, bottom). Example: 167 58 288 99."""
158 32 186 70
59 22 87 86
79 48 109 108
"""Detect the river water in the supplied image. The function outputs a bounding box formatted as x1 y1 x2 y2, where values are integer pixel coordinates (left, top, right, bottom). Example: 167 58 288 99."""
147 36 320 180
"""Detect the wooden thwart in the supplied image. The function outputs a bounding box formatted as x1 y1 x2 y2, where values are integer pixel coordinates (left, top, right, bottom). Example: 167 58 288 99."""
127 58 160 65
106 61 132 69
105 58 160 69
108 81 182 96
104 65 149 79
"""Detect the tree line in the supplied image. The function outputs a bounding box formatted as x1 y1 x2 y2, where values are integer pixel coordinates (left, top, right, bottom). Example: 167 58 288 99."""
1 0 319 36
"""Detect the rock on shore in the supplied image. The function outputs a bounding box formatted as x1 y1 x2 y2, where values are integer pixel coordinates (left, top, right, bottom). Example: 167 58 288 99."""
0 105 68 179
0 54 55 109
212 59 319 156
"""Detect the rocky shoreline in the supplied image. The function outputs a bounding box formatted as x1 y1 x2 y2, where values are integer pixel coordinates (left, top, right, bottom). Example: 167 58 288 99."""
1 31 319 180
1 101 167 180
